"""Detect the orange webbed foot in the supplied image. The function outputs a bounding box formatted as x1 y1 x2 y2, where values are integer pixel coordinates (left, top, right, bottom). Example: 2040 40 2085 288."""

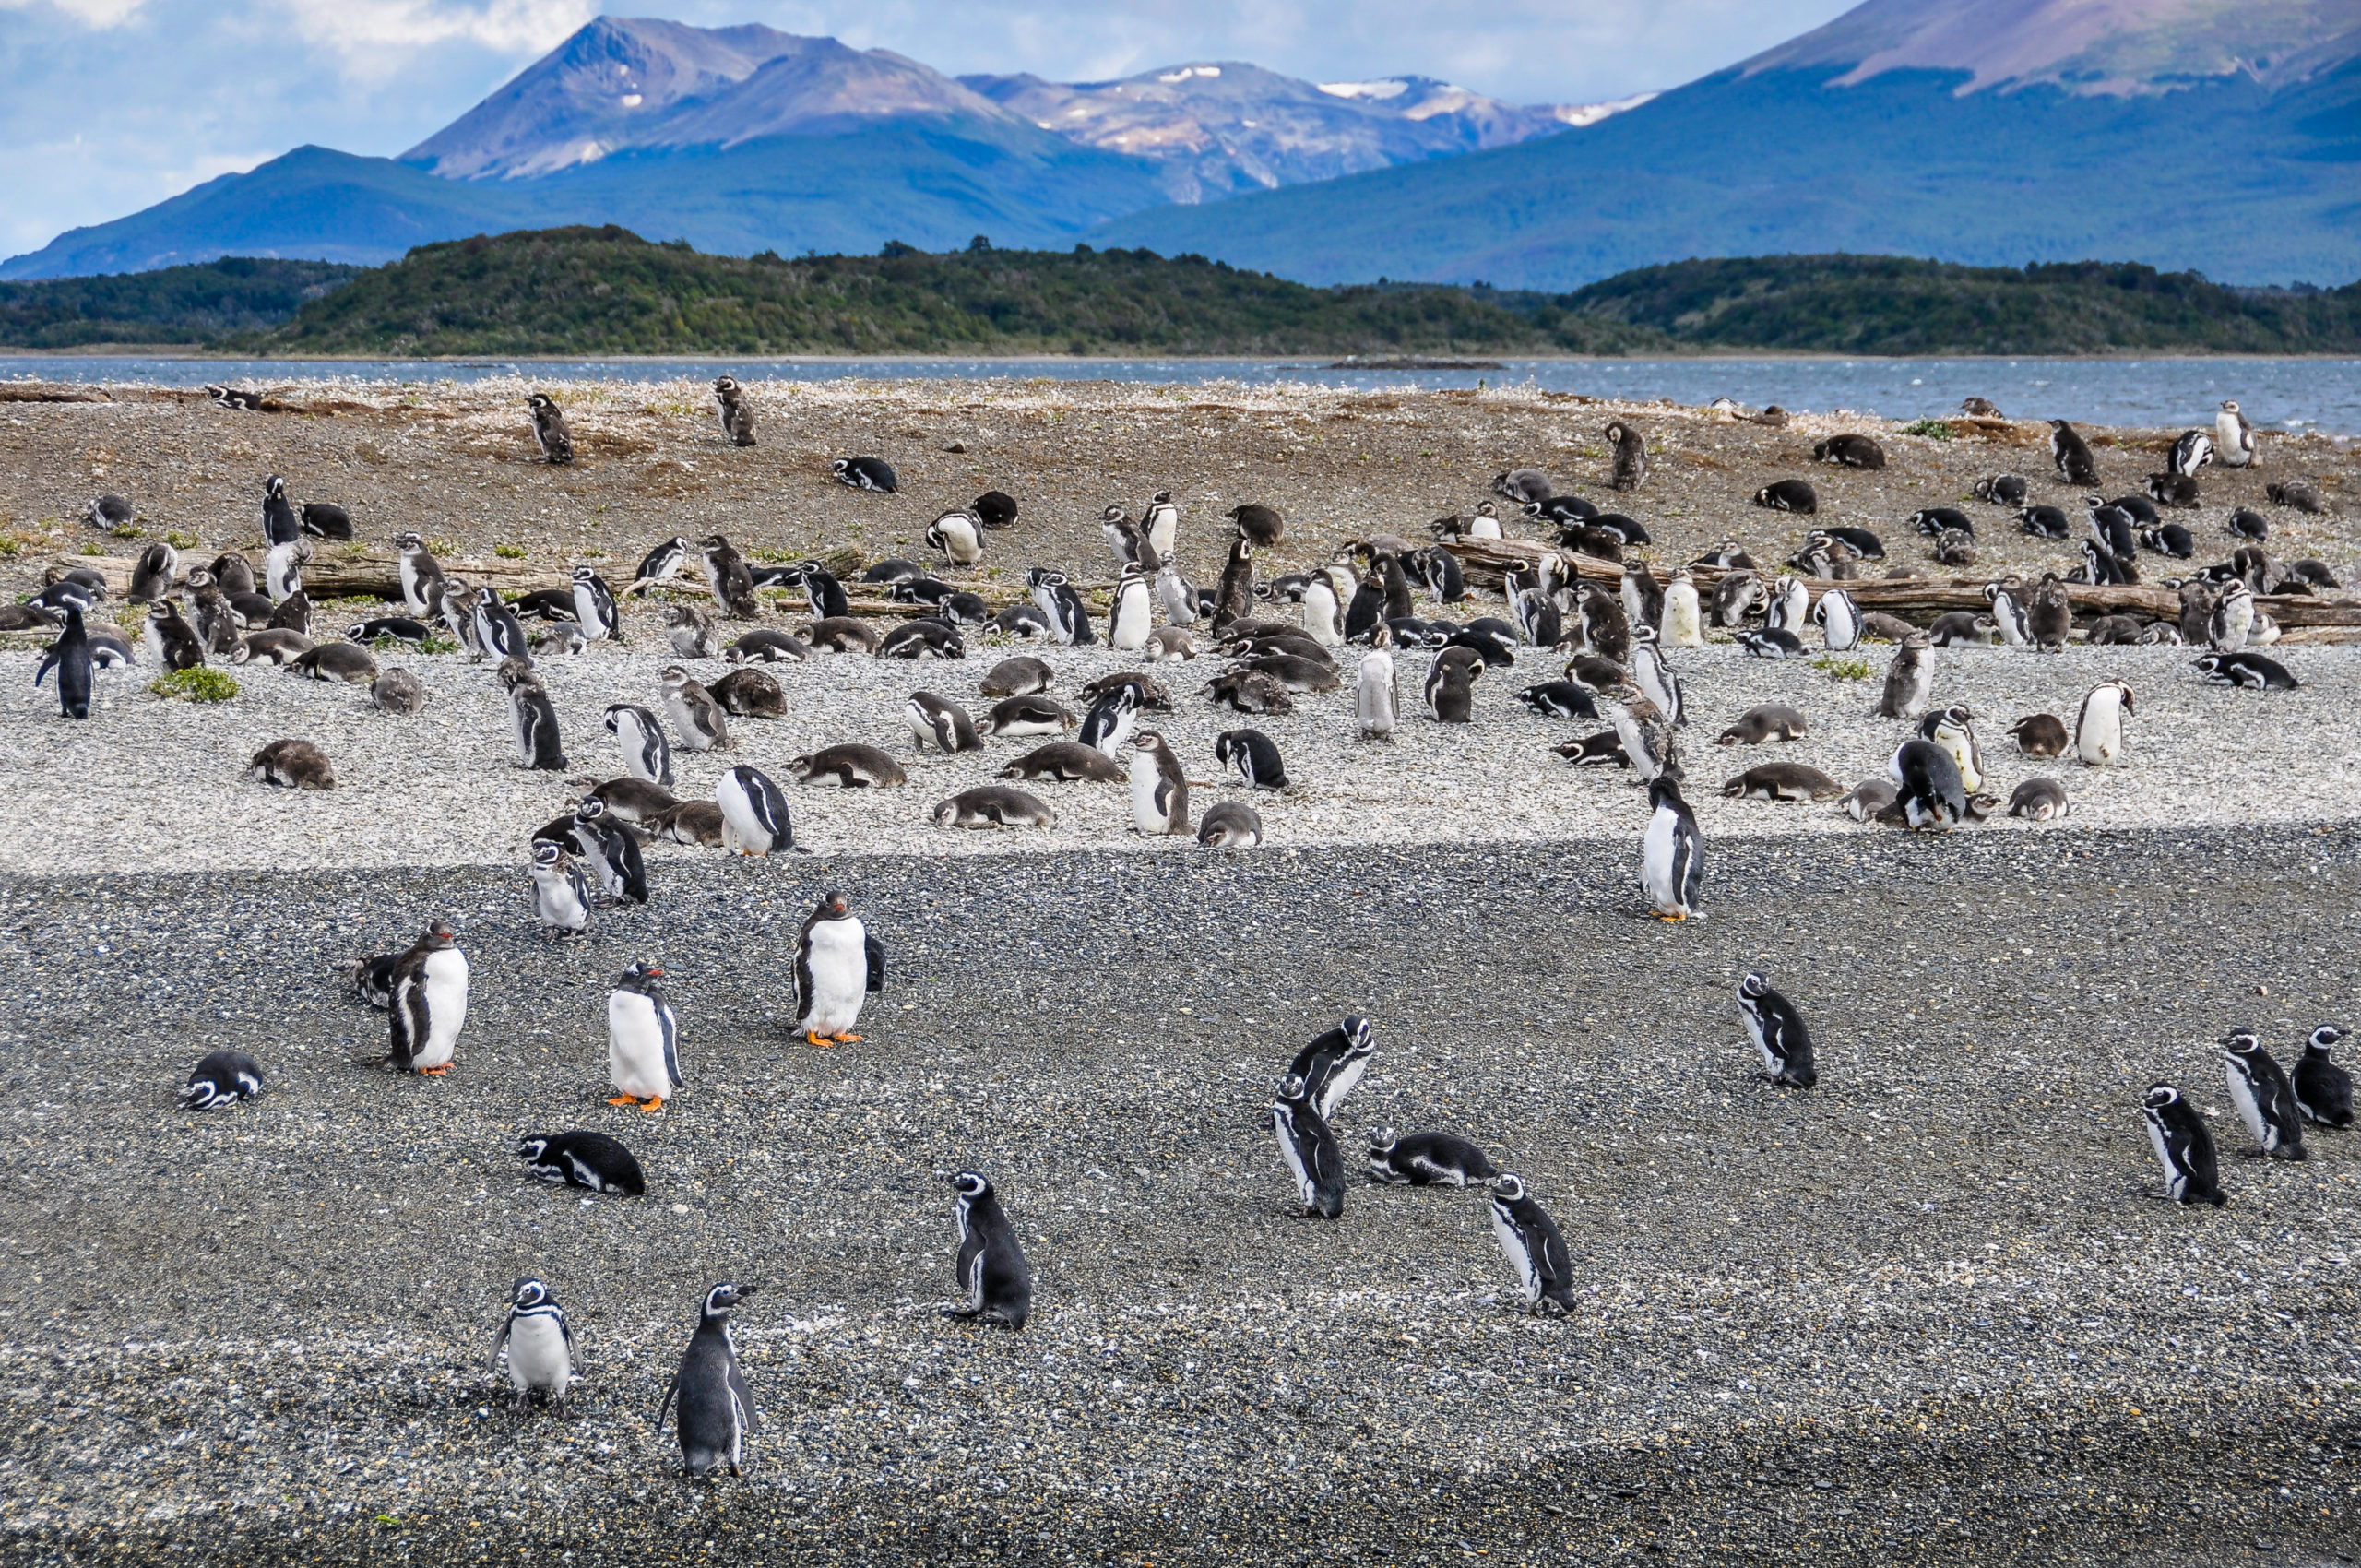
832 1032 863 1043
421 1064 451 1075
804 1032 834 1048
608 1096 638 1106
639 1097 664 1112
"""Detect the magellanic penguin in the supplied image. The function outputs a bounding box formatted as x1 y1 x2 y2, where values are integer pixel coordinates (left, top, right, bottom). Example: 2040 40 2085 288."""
2223 1030 2308 1161
1286 1016 1377 1121
1604 422 1649 490
2208 580 2255 651
661 666 732 753
1157 560 1200 628
503 659 567 772
571 797 649 907
926 507 985 569
518 1129 646 1195
713 375 756 447
530 841 594 936
1642 776 1703 921
791 890 884 1048
908 691 985 754
658 1283 759 1479
571 566 623 644
944 1170 1032 1330
2073 682 2133 766
528 394 575 465
608 960 682 1111
1108 563 1154 652
1489 1173 1577 1314
1874 633 1932 720
1128 730 1190 836
2293 1026 2354 1128
386 921 469 1075
2141 1084 2226 1206
698 534 759 619
1736 972 1816 1088
1918 703 1985 793
1271 1074 1346 1219
1026 568 1097 646
605 703 674 786
1889 738 1966 831
1367 1129 1496 1187
1813 588 1862 652
1214 728 1288 790
487 1277 577 1416
34 602 93 720
1629 624 1684 727
2048 420 2098 486
179 1050 265 1111
1603 683 1675 784
717 765 796 856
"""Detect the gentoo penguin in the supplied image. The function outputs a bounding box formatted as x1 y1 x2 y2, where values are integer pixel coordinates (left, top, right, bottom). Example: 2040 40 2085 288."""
392 533 445 617
34 603 93 720
1127 730 1190 836
2208 580 2255 651
1197 801 1264 847
260 474 299 547
1367 1129 1495 1187
1736 971 1816 1088
516 1130 645 1195
2215 399 2257 468
1874 633 1932 720
1287 1016 1375 1121
606 703 674 785
832 455 897 493
2193 650 2299 690
661 666 731 752
791 890 884 1047
249 738 336 790
487 1277 577 1416
2140 1085 2225 1206
1157 561 1201 628
1214 728 1288 790
1918 703 1984 792
1358 639 1400 741
698 535 758 619
569 566 622 644
908 691 984 754
607 961 682 1111
1488 1173 1575 1313
1812 588 1862 651
2073 682 2133 766
1078 683 1141 756
1814 434 1886 469
1424 646 1484 722
1642 776 1703 921
717 765 796 857
2048 420 2099 486
1271 1074 1346 1219
530 841 593 935
944 1171 1032 1330
658 1283 760 1479
178 1050 264 1111
2007 778 2071 821
1889 739 1965 831
2292 1026 2354 1128
570 798 649 907
1604 422 1648 490
927 508 985 569
503 660 567 771
127 540 178 604
386 921 469 1075
1026 568 1096 646
2168 428 2214 479
628 537 691 598
1629 625 1684 726
528 394 574 464
2223 1031 2307 1161
1108 564 1154 652
1660 568 1703 647
713 375 756 446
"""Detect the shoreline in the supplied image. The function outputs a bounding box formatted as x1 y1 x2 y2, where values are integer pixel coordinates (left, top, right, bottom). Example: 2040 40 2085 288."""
14 348 2361 364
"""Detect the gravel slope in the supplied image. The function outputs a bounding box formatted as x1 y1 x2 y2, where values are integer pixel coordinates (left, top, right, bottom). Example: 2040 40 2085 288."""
2 832 2356 1564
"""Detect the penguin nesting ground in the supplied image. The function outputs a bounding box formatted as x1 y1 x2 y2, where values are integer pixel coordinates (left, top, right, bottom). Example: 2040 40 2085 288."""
1488 1174 1576 1313
527 394 574 465
250 738 336 790
179 1050 264 1111
2223 1031 2308 1161
1127 731 1190 836
2140 1085 2225 1206
658 1284 761 1479
1271 1074 1346 1218
608 961 682 1111
717 765 796 856
386 921 468 1075
487 1277 576 1416
1737 972 1817 1087
518 1130 646 1195
944 1171 1032 1330
792 890 884 1048
1642 776 1703 921
1367 1129 1496 1187
2293 1027 2353 1128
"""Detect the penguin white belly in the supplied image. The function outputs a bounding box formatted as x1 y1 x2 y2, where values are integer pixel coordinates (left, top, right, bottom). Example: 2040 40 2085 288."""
1128 754 1169 832
505 1313 571 1396
610 994 673 1100
415 949 469 1068
1663 588 1703 647
1358 651 1396 734
961 1244 988 1311
1273 1113 1314 1206
1469 516 1501 540
2225 1065 2267 1146
1319 1058 1368 1118
1642 808 1680 909
1490 1207 1539 1301
1742 1013 1776 1073
1302 586 1341 647
1109 588 1150 652
2077 700 2121 766
2143 1118 2183 1197
801 920 869 1035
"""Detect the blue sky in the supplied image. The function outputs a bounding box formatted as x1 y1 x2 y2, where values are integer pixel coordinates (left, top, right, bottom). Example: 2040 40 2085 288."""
0 0 1857 260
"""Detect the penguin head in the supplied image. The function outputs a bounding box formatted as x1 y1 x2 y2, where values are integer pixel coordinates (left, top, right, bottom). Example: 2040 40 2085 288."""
2220 1030 2261 1060
617 960 665 990
2308 1026 2344 1054
178 1078 222 1111
1490 1172 1526 1202
1130 729 1164 754
815 890 851 921
1737 972 1770 1003
516 1134 551 1162
660 664 693 690
1340 1016 1375 1055
1098 504 1128 525
2142 1084 2180 1113
714 376 738 396
264 475 286 500
420 921 458 950
1368 1127 1398 1155
1275 1074 1311 1106
575 797 609 823
532 841 564 871
948 1170 992 1199
1645 776 1688 814
509 1277 552 1310
2192 654 2223 677
702 1282 757 1319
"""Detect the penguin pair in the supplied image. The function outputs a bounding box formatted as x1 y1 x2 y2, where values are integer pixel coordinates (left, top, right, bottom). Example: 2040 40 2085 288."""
363 921 469 1076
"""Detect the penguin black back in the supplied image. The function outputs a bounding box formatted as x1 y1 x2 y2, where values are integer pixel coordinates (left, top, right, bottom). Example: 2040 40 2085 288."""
944 1170 1033 1329
658 1283 760 1478
34 603 93 720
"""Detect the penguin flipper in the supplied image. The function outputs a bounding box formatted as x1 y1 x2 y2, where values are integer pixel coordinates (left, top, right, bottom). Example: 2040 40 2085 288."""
865 935 886 992
485 1316 513 1374
656 1368 681 1431
660 1004 684 1089
727 1359 759 1433
32 651 57 688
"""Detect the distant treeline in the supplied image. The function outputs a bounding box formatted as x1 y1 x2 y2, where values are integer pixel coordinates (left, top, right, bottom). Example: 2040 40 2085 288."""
5 231 2358 357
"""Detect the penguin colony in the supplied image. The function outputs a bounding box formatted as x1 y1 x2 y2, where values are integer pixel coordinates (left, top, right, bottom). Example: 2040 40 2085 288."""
25 379 2355 1479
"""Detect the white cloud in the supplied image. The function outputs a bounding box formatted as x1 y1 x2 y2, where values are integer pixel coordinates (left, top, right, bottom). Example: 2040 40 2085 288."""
0 0 148 27
267 0 596 59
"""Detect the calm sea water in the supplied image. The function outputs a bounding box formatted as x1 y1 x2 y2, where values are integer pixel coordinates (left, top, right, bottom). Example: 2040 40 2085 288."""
6 354 2358 436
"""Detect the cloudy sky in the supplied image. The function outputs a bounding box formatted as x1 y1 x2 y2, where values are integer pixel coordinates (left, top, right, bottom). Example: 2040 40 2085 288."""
0 0 1856 258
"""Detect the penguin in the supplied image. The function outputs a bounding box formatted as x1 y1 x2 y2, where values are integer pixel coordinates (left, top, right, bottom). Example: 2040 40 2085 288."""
1298 574 1345 649
1889 739 1965 831
265 537 310 606
1420 543 1467 604
2003 714 2069 759
1501 568 1560 650
530 841 593 936
1424 646 1484 722
1127 730 1190 836
791 889 884 1047
127 540 178 604
470 591 529 662
831 455 897 493
661 666 731 753
1025 568 1095 646
789 743 909 789
978 695 1076 739
581 778 682 824
2006 778 2071 821
1271 1074 1346 1219
391 533 445 617
570 798 649 907
1763 574 1811 634
1518 681 1598 720
386 921 469 1075
1358 642 1399 741
1617 560 1663 635
1197 800 1264 847
528 394 575 464
2223 1031 2307 1161
259 474 299 547
1874 633 1932 720
1287 1016 1376 1121
1753 478 1817 513
2166 429 2214 479
908 691 985 754
32 603 93 720
698 535 759 619
1918 704 1984 793
876 618 966 660
1642 775 1703 921
2073 682 2134 766
527 620 584 659
1208 535 1256 631
1981 580 2032 646
659 604 718 660
716 765 796 857
1972 474 2028 505
1078 683 1141 756
1736 971 1816 1088
728 629 811 664
85 492 135 531
487 1277 577 1415
2140 1085 2225 1206
503 660 567 772
2138 523 2197 559
1721 762 1844 802
249 738 336 790
1366 1129 1495 1187
933 785 1057 828
1572 582 1629 663
713 375 756 446
2215 399 2257 468
1214 728 1288 790
944 1170 1033 1330
1814 434 1886 469
1487 1173 1576 1313
2192 651 2299 690
178 1050 264 1111
2048 420 2099 486
1107 564 1154 652
1604 422 1648 490
787 562 851 622
1736 628 1806 659
1837 778 1897 822
1603 683 1674 783
1812 588 1862 651
1660 568 1703 648
628 537 691 598
270 589 316 640
1156 561 1201 628
2208 580 2255 651
2292 1026 2353 1128
657 1283 760 1479
516 1130 646 1196
605 704 675 786
607 960 682 1111
979 656 1053 697
1715 704 1808 746
926 508 985 569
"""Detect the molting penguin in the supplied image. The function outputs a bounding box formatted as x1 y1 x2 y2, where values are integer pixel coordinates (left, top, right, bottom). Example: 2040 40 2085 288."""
713 375 756 446
1488 1174 1576 1314
502 659 567 772
1736 972 1816 1088
528 394 575 465
1604 422 1649 490
386 921 469 1075
717 765 796 856
1127 731 1190 836
698 534 759 619
1874 632 1933 720
2073 682 2133 766
1271 1074 1346 1219
1642 775 1703 921
607 960 682 1111
944 1171 1032 1330
1367 1129 1496 1187
657 1283 759 1479
2223 1030 2307 1161
661 666 732 752
791 890 884 1048
2293 1026 2354 1129
487 1277 577 1416
178 1051 264 1111
2140 1085 2225 1206
1660 567 1703 647
2048 420 2099 486
1357 635 1399 741
2028 573 2072 651
2215 399 2257 468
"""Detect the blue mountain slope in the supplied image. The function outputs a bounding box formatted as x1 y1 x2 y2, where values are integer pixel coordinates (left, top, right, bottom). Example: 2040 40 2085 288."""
1097 59 2361 289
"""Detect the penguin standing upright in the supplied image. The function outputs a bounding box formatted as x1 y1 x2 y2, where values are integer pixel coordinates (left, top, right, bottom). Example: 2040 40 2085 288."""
2141 1084 2226 1205
1212 537 1255 630
2223 1030 2308 1161
146 600 205 671
944 1170 1032 1330
1813 588 1862 651
1271 1074 1346 1218
1157 560 1200 627
791 890 884 1048
714 376 757 446
1605 422 1649 490
1918 703 1985 793
528 394 575 465
1357 638 1399 741
1629 625 1684 727
530 841 593 935
2215 399 2257 468
661 666 732 752
2073 681 2134 766
386 921 469 1075
1127 731 1190 836
2209 581 2255 651
2048 420 2099 486
1026 568 1097 646
1889 738 1966 830
605 703 673 786
571 565 623 643
1107 564 1153 652
394 533 446 617
1660 567 1703 647
571 798 649 907
717 765 795 856
657 1283 759 1479
1299 573 1343 647
699 535 758 619
1620 559 1663 634
1143 490 1180 560
608 960 682 1111
1875 633 1932 719
1736 971 1817 1087
487 1277 576 1415
1488 1173 1577 1313
2292 1026 2354 1128
503 660 567 771
33 602 93 720
1642 775 1703 921
260 474 300 547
